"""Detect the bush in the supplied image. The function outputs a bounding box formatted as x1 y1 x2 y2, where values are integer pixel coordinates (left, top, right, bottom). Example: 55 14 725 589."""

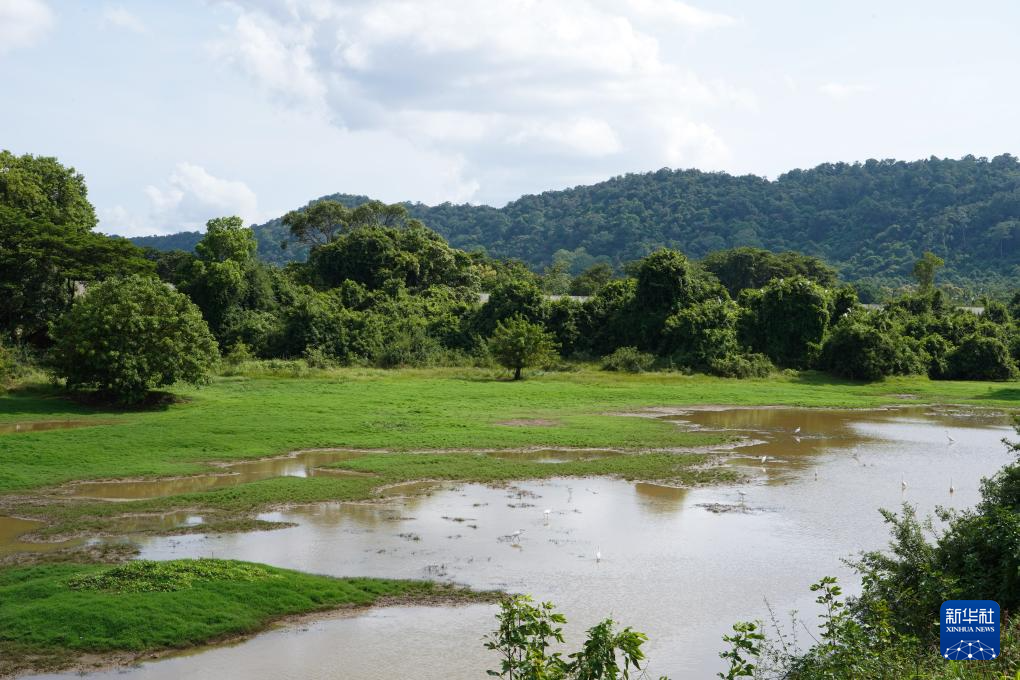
223 341 255 366
600 347 655 373
708 352 774 378
822 317 925 381
944 333 1018 380
50 275 219 403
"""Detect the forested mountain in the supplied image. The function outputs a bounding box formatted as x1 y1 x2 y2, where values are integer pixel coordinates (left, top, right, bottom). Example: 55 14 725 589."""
132 155 1020 293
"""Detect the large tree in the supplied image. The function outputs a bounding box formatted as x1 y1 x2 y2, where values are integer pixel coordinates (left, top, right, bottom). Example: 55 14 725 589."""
0 152 152 344
50 275 219 403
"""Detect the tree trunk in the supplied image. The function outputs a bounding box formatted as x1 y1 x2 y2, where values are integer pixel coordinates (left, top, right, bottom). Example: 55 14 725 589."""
513 366 522 380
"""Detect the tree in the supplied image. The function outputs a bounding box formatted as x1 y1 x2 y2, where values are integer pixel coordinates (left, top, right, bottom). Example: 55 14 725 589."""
282 200 351 246
50 275 218 403
474 275 546 336
194 216 257 263
738 276 830 368
0 152 152 345
569 263 613 296
701 247 837 297
911 251 944 294
488 315 557 380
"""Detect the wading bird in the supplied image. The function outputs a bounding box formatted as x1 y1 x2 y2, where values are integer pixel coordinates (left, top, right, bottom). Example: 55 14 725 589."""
543 509 551 522
949 478 955 494
595 546 601 563
511 529 524 544
760 455 768 464
901 476 908 491
794 427 801 434
946 431 956 444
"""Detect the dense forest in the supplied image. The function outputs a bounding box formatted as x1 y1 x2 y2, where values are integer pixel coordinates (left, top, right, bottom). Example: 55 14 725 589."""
132 155 1020 298
7 150 1020 404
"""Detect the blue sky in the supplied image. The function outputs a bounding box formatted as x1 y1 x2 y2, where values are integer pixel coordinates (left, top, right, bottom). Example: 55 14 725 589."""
2 0 1019 236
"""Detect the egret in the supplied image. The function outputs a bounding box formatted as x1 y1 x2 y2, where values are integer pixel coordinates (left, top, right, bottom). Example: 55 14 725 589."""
901 476 907 491
793 427 801 434
543 509 551 523
511 529 524 544
760 455 768 464
595 546 602 563
946 431 956 444
949 478 956 495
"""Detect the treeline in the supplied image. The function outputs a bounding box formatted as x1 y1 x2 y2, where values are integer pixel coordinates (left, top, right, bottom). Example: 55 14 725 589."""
4 151 1020 402
135 154 1020 298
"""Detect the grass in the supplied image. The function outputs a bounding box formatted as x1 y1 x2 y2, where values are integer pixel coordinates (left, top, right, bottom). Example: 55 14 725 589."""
0 558 490 677
1 367 1018 540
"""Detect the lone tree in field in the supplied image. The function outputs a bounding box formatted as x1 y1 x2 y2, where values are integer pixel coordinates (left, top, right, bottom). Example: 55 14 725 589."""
488 315 557 380
50 275 218 403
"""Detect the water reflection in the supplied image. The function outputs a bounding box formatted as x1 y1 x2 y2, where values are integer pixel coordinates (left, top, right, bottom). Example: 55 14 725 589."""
67 450 372 501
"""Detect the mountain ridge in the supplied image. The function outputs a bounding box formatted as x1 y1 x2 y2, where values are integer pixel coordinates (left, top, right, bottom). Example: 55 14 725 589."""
131 154 1020 292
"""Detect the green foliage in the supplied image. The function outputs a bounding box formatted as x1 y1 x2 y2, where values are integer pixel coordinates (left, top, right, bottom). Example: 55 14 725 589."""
475 276 546 336
68 559 276 593
570 263 614 296
707 353 773 379
662 298 739 369
912 251 945 293
488 315 558 380
600 347 655 373
194 216 257 263
702 248 837 297
822 312 926 380
738 277 829 368
484 596 662 680
944 332 1018 380
717 621 764 679
0 150 97 230
138 156 1020 294
308 223 478 292
49 275 219 403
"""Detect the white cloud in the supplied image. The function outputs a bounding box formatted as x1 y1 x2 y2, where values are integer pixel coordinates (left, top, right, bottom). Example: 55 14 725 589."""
0 0 54 54
622 0 735 29
102 6 146 34
818 82 871 101
212 0 748 203
101 163 260 236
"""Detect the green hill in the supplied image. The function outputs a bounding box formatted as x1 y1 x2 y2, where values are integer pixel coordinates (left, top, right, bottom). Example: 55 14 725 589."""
132 154 1020 291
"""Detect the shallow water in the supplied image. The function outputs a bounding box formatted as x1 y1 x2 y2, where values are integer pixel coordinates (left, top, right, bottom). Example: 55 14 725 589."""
28 406 1016 678
0 419 117 435
0 516 80 554
67 450 371 500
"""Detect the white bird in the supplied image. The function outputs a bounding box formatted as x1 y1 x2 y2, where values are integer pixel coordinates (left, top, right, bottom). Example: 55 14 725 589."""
946 431 956 444
901 476 908 491
594 546 602 563
543 509 551 522
793 427 801 434
949 478 955 494
511 529 524 543
760 455 768 464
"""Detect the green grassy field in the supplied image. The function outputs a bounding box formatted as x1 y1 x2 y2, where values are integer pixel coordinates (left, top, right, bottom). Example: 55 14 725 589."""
0 558 486 676
1 367 1018 540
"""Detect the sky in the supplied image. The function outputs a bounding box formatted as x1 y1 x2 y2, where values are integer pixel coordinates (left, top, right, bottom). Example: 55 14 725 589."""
2 0 1020 237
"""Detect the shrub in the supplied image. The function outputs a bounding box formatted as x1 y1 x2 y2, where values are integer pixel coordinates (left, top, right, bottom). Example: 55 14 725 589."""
944 333 1018 380
600 347 655 373
223 341 255 366
822 317 925 380
708 353 774 378
50 275 218 403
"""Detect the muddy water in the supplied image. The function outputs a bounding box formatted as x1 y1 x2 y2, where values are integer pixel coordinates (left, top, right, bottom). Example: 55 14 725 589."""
0 419 117 434
67 450 372 500
0 516 81 554
30 406 1016 679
